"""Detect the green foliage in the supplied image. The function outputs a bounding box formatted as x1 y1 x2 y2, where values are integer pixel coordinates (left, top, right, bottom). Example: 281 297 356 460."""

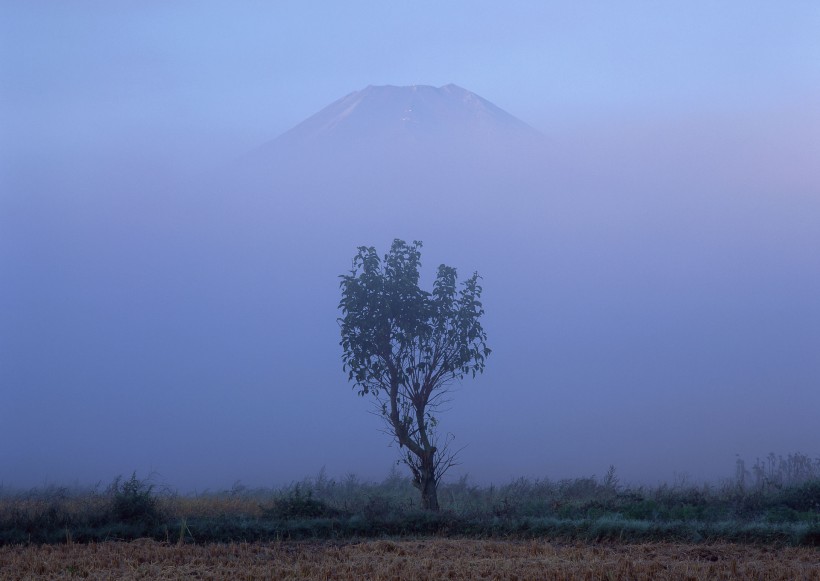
109 472 159 525
262 487 345 520
622 499 660 521
1 462 819 546
777 480 820 512
339 240 490 399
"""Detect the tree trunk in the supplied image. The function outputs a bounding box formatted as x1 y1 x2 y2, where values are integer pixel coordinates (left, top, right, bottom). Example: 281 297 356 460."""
420 474 439 511
417 453 439 511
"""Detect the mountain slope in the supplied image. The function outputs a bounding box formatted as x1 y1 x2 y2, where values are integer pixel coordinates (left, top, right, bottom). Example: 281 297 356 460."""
271 84 542 148
235 84 552 223
251 84 548 170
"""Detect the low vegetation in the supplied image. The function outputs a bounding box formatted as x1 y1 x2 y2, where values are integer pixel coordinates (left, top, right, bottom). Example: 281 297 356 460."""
1 454 818 547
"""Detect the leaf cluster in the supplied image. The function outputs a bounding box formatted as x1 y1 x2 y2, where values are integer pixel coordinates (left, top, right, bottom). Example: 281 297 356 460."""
338 239 490 403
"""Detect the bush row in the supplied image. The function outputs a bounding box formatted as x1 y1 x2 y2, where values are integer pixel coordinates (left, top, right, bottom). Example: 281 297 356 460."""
2 468 818 546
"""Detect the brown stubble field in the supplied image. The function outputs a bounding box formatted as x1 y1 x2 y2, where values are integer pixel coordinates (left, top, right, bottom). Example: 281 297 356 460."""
1 539 818 580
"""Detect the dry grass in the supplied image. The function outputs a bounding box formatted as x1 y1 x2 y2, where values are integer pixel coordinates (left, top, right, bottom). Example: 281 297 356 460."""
164 495 266 519
1 538 817 580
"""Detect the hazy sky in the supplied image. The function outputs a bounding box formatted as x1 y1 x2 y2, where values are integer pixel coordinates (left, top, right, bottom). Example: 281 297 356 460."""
2 2 819 491
4 1 819 162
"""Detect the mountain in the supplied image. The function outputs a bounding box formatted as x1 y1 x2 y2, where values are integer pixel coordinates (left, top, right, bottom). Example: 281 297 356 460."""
250 84 548 172
268 84 543 150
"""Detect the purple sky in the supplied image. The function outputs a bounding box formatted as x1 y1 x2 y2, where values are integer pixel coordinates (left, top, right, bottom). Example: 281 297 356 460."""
1 2 819 491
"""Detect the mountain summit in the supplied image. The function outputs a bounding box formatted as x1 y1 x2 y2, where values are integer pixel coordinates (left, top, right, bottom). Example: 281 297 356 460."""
269 84 543 150
241 84 550 216
254 85 546 168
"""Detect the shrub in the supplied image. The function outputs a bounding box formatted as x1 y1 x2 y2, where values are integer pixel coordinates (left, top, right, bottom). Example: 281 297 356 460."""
262 487 344 520
778 480 820 512
109 473 159 525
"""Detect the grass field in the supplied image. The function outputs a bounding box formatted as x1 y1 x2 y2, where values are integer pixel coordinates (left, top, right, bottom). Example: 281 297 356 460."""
1 454 818 581
2 456 819 547
1 538 818 580
2 460 819 579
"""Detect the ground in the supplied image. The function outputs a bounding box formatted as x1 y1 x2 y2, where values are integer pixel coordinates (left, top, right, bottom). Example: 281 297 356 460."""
1 539 818 580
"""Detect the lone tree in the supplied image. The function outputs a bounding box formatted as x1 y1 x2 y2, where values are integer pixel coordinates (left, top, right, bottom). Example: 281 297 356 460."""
338 239 490 511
